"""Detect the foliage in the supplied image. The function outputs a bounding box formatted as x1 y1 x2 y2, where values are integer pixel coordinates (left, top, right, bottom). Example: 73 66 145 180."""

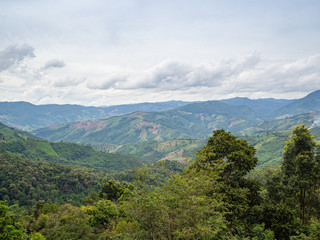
282 125 319 224
3 126 320 239
0 122 143 172
32 101 263 146
0 201 27 239
190 129 261 235
30 203 98 240
0 153 108 207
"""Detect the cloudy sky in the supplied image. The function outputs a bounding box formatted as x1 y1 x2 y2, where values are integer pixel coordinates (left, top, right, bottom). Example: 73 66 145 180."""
0 0 320 106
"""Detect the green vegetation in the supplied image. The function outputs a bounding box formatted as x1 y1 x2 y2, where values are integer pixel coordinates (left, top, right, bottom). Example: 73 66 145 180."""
2 126 320 239
31 100 264 146
0 101 188 130
0 153 108 206
0 122 142 172
106 139 207 163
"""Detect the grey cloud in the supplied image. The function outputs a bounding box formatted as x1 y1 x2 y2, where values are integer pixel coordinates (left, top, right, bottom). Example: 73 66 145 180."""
223 54 320 94
42 59 66 70
52 76 85 88
87 73 128 90
0 44 35 72
87 55 262 91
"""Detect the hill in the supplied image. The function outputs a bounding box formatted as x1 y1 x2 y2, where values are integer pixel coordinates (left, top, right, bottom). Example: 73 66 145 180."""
271 90 320 118
220 97 293 119
104 139 208 163
0 153 108 206
32 100 263 146
0 121 142 172
249 111 319 133
0 101 189 130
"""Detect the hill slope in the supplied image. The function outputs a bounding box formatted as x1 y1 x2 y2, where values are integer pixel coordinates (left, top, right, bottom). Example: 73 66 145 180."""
220 97 293 119
249 112 320 133
0 121 142 172
0 101 189 130
32 100 263 146
271 90 320 118
0 153 108 206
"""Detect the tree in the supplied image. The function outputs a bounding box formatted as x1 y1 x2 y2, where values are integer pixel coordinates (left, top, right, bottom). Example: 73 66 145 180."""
0 200 27 240
282 125 319 224
190 129 261 234
99 180 127 202
194 129 258 183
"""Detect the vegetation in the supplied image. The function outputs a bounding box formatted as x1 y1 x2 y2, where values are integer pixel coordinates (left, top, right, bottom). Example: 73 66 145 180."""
0 153 108 206
1 126 319 239
0 101 188 130
31 100 264 145
0 122 143 172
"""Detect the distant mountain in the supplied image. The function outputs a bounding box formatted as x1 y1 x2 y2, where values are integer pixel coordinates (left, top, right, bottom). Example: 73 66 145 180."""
32 100 263 146
219 97 293 119
271 90 320 118
0 121 142 172
0 100 189 130
255 112 319 132
2 90 320 130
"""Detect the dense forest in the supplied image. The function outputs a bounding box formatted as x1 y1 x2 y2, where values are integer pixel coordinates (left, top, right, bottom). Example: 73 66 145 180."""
2 125 320 239
0 121 142 172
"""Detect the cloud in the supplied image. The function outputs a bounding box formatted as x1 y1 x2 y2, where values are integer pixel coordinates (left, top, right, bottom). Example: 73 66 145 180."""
87 72 129 90
226 53 320 94
41 59 66 70
86 55 261 91
0 44 35 72
51 76 85 87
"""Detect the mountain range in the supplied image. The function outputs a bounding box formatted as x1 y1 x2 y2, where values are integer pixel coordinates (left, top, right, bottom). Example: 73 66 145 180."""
30 90 320 146
1 90 320 166
0 100 189 130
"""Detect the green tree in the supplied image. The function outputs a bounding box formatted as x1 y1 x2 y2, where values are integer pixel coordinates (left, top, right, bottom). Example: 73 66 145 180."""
99 180 127 202
0 201 27 240
191 129 261 233
282 125 319 224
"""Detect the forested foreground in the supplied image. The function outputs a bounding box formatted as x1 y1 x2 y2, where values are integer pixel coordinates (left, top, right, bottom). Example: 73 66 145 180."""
2 126 320 239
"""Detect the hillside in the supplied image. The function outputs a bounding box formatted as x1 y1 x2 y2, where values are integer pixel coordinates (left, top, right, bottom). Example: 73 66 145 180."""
0 100 189 130
104 139 208 163
220 97 293 119
0 121 142 172
271 90 320 118
105 132 295 167
32 100 263 146
0 153 108 206
2 90 320 130
251 111 319 133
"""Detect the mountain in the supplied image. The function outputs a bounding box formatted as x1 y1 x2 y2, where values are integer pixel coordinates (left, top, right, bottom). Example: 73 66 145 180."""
0 100 189 130
219 97 293 119
271 90 320 118
0 121 142 172
2 90 319 130
249 111 320 133
32 100 263 146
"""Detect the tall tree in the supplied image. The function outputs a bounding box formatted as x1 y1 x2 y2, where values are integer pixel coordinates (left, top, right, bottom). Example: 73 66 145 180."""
282 125 319 224
190 129 261 234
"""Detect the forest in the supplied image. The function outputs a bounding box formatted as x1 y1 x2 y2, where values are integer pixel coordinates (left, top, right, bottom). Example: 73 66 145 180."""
1 125 320 239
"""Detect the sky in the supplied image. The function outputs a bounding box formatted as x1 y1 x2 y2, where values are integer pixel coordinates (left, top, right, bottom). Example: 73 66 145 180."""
0 0 320 106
